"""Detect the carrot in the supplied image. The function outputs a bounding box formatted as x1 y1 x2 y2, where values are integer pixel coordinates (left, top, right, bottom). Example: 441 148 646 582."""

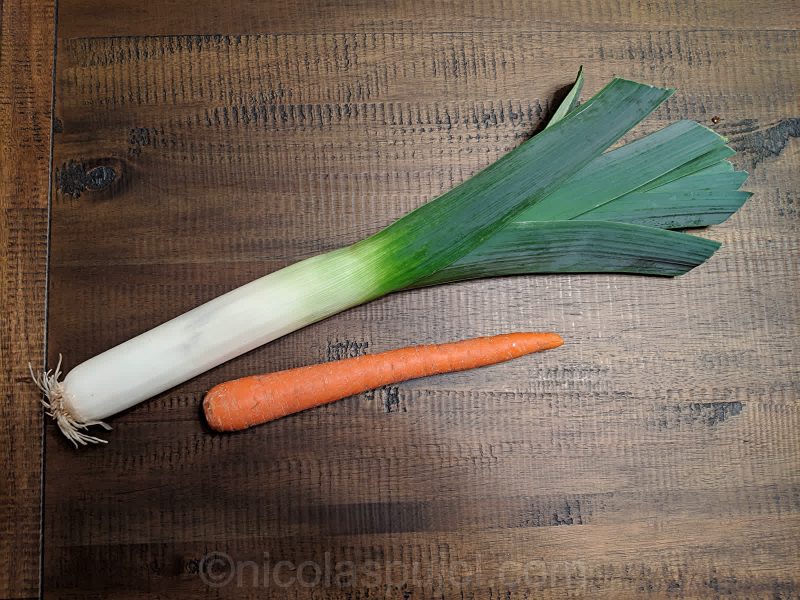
203 332 563 432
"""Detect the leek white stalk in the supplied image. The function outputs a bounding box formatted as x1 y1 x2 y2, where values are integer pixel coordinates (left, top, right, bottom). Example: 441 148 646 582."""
33 247 383 444
34 77 688 446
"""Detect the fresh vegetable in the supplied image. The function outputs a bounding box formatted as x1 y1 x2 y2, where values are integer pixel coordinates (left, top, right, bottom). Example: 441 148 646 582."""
31 73 748 446
204 332 564 432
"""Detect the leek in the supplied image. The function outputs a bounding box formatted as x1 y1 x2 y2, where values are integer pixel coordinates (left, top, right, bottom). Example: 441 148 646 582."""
31 75 747 446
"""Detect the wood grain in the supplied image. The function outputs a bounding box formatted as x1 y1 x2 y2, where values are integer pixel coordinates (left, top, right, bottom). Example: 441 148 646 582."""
0 0 56 598
42 0 800 598
57 0 800 38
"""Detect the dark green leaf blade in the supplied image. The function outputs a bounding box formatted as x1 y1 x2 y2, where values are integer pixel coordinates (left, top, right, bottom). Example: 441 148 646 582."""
413 221 721 287
546 66 584 128
654 167 748 192
516 120 728 222
577 189 752 228
638 146 736 191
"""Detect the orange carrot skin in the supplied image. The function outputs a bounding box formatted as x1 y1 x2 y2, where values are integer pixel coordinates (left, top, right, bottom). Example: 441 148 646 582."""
204 332 563 432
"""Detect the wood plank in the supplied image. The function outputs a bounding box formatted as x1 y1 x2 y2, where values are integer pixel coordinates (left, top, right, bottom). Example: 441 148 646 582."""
0 0 56 598
44 2 800 598
57 0 800 39
54 30 798 115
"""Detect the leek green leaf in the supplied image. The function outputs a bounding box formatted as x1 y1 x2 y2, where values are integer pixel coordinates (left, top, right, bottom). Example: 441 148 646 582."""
395 72 749 289
414 221 721 287
545 66 584 128
638 145 736 191
359 78 673 295
654 168 748 192
577 190 752 228
517 120 728 221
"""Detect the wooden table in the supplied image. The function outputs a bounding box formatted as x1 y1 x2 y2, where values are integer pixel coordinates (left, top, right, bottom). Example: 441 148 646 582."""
2 1 798 598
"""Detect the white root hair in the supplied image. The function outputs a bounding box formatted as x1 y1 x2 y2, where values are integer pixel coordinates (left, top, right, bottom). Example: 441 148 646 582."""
28 355 111 447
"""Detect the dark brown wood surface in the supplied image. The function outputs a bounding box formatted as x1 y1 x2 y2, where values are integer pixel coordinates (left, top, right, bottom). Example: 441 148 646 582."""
0 0 56 598
2 0 799 598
